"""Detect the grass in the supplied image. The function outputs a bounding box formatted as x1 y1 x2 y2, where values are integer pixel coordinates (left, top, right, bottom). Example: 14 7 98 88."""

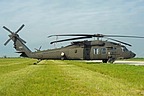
68 61 144 86
0 58 144 96
126 58 144 61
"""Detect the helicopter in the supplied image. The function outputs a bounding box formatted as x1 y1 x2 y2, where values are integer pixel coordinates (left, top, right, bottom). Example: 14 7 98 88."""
3 24 144 64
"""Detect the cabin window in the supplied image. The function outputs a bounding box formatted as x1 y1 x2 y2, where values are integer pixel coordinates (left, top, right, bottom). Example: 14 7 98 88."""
94 48 99 54
101 48 106 54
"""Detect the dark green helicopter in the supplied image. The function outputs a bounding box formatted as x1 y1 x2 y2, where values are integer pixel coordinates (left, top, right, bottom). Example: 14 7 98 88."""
3 24 144 64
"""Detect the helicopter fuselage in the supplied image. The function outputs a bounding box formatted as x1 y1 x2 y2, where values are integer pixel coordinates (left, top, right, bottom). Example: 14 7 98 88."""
29 40 135 63
3 24 139 64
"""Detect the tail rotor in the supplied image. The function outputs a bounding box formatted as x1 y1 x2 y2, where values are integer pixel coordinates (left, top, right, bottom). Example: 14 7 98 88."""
3 24 26 46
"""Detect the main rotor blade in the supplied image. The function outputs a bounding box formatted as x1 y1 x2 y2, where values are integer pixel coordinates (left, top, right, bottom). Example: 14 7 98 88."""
17 37 26 43
50 36 91 44
4 38 12 46
3 26 13 34
48 34 93 38
16 24 25 33
48 34 144 38
48 34 112 38
104 35 144 38
107 38 132 46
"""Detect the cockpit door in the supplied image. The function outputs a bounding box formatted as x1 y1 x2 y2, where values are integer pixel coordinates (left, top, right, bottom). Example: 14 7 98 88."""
107 47 117 59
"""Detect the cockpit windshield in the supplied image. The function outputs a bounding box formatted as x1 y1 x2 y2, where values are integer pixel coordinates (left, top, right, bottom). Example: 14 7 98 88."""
121 46 128 52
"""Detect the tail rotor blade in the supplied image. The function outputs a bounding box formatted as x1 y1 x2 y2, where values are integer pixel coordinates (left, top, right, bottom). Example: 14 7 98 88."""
4 38 12 46
3 26 13 34
16 24 25 33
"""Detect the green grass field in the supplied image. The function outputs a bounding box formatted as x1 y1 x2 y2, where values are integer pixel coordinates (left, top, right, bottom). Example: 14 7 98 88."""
0 58 144 96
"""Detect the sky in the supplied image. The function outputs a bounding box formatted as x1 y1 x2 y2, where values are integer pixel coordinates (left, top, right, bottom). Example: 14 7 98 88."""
0 0 144 57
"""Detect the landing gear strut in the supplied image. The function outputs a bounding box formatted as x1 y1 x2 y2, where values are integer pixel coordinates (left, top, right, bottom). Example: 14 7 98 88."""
107 58 115 63
34 59 42 65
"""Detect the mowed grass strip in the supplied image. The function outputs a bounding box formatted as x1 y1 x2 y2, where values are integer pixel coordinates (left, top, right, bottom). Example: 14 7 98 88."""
67 61 144 87
0 58 38 96
65 60 144 95
55 60 143 96
0 58 36 75
0 58 143 96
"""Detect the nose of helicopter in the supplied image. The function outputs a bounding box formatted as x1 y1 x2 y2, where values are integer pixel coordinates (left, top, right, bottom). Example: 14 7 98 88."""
130 51 136 58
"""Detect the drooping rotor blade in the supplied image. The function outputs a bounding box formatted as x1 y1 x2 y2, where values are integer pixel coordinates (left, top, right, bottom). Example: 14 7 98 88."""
3 26 13 34
104 35 144 38
50 36 91 44
48 33 144 38
16 24 25 33
48 34 111 38
48 34 93 38
107 38 132 46
17 37 26 43
4 38 12 46
48 33 144 44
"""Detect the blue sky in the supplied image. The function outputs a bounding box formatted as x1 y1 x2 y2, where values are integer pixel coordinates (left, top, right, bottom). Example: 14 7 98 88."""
0 0 144 57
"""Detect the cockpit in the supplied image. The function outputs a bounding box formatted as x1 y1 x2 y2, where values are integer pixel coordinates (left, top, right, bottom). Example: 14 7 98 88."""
121 46 128 52
120 46 136 59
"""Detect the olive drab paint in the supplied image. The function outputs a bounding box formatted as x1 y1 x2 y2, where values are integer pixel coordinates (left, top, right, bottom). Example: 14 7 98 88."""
4 24 144 64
